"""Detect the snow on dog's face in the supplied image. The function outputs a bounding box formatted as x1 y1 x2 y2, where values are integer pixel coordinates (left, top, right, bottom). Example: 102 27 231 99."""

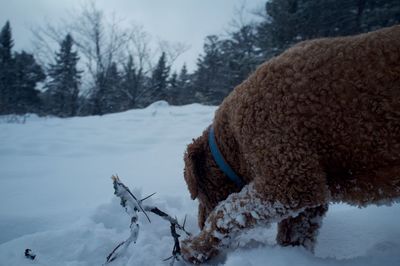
184 129 238 229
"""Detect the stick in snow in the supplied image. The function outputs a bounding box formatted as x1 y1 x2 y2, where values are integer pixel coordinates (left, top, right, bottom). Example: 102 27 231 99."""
25 249 36 260
105 175 191 265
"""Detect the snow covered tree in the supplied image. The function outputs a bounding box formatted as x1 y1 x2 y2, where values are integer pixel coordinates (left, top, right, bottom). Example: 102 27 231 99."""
45 34 81 117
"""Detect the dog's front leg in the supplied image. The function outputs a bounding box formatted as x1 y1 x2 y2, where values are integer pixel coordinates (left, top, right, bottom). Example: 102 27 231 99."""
181 183 301 263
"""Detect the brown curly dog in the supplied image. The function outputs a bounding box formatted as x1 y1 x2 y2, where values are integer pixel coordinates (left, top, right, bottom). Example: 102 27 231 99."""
181 25 400 263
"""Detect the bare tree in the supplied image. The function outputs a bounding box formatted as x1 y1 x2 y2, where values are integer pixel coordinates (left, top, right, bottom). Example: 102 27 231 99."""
31 18 67 69
125 24 152 74
157 39 190 70
30 1 191 114
31 2 152 88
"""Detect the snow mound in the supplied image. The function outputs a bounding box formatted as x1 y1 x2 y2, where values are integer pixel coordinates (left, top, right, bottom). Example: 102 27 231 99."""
147 100 170 109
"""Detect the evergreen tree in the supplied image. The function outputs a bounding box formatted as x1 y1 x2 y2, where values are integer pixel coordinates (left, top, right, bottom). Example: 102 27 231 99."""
192 26 261 105
91 61 138 114
164 64 194 106
192 35 227 105
296 0 359 38
13 51 45 114
257 0 302 58
360 0 400 31
0 21 13 63
94 62 130 114
222 24 262 90
46 34 81 117
0 21 44 114
167 71 178 105
0 21 14 114
176 64 193 104
150 52 170 103
121 55 143 109
257 0 400 59
177 64 190 90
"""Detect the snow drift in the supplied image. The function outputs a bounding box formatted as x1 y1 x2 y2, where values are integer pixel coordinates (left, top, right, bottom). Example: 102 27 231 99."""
0 102 399 265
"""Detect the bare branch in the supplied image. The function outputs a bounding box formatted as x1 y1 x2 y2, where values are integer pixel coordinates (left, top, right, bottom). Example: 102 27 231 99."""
30 19 64 68
112 175 151 223
157 39 190 68
106 175 191 265
229 0 249 29
140 192 157 203
126 24 153 73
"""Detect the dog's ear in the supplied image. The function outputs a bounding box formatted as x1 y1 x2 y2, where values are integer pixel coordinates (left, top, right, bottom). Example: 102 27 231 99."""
184 136 206 200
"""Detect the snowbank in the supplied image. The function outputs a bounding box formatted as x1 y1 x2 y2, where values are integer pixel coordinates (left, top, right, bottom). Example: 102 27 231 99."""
1 102 399 265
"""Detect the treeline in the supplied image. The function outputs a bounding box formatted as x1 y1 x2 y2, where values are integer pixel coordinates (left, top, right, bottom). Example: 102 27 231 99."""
1 0 399 117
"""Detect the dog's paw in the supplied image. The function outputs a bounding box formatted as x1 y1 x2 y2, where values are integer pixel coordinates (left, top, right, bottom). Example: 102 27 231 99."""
181 233 220 264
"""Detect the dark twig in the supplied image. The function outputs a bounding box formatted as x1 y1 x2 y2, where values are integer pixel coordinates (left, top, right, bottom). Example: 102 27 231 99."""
106 241 125 263
164 223 182 264
144 206 191 236
144 207 191 263
140 192 156 203
24 249 36 260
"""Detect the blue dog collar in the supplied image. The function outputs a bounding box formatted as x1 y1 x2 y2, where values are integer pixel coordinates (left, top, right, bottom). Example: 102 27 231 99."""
208 126 245 188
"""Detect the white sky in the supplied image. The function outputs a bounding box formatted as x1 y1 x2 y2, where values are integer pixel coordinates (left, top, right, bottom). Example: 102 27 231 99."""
0 0 265 71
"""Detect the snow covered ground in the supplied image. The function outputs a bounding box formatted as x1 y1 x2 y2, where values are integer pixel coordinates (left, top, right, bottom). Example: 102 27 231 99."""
0 102 399 266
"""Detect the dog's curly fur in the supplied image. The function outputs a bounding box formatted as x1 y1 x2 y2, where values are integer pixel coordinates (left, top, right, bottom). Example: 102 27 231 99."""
182 25 400 263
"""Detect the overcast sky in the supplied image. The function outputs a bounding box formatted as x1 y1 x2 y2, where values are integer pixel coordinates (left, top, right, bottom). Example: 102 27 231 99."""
0 0 265 71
